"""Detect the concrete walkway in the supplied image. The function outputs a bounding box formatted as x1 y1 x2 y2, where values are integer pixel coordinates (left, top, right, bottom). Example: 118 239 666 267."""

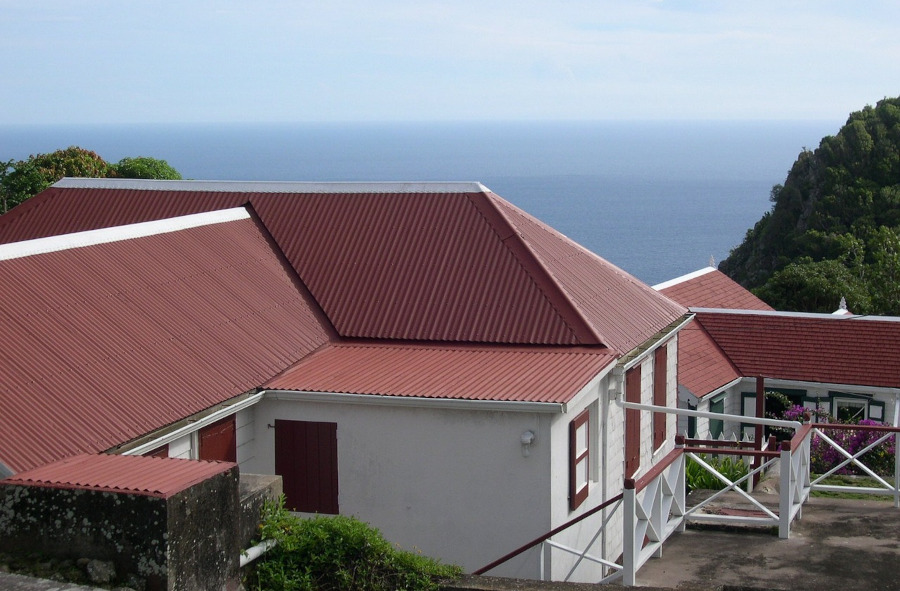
635 494 900 590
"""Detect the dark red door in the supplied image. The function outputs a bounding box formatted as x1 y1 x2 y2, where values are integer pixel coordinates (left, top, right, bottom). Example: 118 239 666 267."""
198 416 237 462
653 346 668 449
275 420 339 514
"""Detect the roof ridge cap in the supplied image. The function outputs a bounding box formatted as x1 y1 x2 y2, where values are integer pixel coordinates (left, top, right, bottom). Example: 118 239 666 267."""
652 266 717 290
0 207 250 261
53 177 491 194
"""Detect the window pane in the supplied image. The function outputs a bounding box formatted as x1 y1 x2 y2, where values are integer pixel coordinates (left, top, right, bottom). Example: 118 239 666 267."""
576 422 588 454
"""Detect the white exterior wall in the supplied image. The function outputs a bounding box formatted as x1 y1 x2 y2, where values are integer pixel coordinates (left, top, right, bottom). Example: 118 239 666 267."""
243 395 556 579
236 406 256 467
168 434 193 459
231 334 684 584
547 373 614 583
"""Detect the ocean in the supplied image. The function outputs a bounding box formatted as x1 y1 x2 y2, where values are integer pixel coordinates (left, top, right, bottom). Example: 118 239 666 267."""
0 120 838 285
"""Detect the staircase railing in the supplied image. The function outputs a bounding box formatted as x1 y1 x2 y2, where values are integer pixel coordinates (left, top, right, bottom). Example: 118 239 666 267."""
473 492 625 583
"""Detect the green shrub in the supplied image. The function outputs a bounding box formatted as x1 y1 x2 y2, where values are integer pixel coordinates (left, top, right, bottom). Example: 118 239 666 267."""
685 454 749 492
250 497 461 591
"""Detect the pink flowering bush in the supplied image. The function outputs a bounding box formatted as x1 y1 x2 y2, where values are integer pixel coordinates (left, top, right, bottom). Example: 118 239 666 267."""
810 418 896 477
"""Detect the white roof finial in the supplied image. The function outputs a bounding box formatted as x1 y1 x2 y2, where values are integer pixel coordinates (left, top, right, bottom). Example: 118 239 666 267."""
708 255 716 268
839 296 847 310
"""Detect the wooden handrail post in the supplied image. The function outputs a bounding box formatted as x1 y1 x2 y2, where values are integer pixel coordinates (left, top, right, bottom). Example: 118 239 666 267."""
753 376 765 487
779 443 792 539
623 483 637 586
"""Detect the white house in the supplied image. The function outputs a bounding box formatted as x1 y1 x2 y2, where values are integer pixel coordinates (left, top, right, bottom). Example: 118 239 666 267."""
0 179 689 582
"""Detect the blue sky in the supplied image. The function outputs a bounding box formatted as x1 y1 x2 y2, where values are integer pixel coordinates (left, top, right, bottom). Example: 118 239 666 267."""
2 1 898 124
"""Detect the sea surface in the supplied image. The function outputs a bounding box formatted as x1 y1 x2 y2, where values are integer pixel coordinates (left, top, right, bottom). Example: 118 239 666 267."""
0 120 838 285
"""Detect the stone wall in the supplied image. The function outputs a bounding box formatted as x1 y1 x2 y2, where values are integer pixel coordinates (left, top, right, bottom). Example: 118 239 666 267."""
0 466 243 591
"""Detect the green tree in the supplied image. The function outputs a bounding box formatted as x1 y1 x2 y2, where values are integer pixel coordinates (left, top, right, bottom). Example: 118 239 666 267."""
868 226 900 314
0 147 110 212
753 258 871 314
0 147 183 213
721 96 900 314
112 156 182 180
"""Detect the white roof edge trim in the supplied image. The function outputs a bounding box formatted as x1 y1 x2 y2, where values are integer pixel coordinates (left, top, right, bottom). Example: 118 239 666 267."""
0 207 250 261
691 307 900 323
52 177 491 194
653 266 716 290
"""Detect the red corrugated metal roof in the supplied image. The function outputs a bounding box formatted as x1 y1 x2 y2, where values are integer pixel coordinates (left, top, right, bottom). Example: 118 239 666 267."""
489 193 688 354
677 321 741 398
655 267 773 311
0 212 331 473
0 180 686 350
0 453 234 498
266 341 616 404
695 310 900 389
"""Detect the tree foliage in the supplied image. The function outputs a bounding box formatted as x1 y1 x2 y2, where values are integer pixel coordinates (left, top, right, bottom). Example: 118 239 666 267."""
720 97 900 314
112 156 182 180
0 147 182 213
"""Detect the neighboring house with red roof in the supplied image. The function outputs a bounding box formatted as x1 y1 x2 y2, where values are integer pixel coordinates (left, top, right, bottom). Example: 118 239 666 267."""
0 179 689 582
656 267 900 441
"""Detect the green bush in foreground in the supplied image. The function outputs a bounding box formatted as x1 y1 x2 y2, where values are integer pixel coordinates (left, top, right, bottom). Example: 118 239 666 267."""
251 497 461 591
685 454 749 492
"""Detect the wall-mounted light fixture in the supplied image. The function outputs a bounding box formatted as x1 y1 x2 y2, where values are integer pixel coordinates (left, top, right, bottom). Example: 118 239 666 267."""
520 430 536 457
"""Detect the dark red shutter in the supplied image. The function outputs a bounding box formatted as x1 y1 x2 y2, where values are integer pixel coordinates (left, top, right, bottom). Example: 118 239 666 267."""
625 365 641 478
198 416 236 462
653 345 668 449
275 420 339 514
569 409 590 510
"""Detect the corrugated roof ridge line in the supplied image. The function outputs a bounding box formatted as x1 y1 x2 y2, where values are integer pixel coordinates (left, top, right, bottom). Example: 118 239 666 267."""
471 191 603 346
686 319 743 380
329 339 612 355
242 202 342 341
52 177 490 194
487 192 688 354
694 307 900 323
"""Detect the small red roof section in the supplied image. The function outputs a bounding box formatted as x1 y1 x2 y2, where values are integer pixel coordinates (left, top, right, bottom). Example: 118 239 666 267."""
0 209 331 473
695 309 900 389
1 454 234 499
655 267 773 311
0 179 685 353
677 322 741 398
266 341 617 405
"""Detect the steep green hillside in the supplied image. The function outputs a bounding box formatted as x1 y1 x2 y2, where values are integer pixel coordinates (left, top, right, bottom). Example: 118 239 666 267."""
720 97 900 315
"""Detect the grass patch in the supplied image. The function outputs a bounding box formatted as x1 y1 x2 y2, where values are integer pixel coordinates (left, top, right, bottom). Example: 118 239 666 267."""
249 497 462 591
810 474 895 501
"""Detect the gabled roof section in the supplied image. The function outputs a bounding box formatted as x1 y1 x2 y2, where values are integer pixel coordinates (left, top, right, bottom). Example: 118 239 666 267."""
654 267 773 311
0 179 686 349
0 208 332 473
695 309 900 390
265 341 616 405
677 321 741 398
1 454 234 499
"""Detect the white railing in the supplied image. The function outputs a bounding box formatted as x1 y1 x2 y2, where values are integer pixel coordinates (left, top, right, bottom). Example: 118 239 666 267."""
778 425 812 537
807 423 900 508
479 421 899 587
474 492 626 583
622 448 686 586
540 498 625 584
